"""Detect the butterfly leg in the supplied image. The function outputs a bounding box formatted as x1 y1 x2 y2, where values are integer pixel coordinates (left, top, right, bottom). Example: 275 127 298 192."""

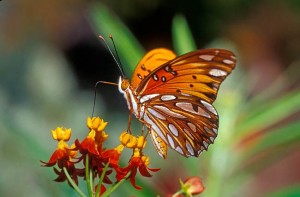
139 118 152 138
127 113 133 134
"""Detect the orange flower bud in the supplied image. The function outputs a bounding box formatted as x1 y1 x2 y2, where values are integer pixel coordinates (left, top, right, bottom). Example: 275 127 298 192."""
136 136 146 149
120 132 137 148
182 176 204 195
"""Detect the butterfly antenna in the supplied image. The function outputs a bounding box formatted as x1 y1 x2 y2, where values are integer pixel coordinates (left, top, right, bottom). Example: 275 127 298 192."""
99 35 125 77
92 80 118 117
109 34 125 74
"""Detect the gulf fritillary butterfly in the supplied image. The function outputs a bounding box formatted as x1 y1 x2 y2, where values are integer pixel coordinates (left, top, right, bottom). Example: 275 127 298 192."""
117 48 236 159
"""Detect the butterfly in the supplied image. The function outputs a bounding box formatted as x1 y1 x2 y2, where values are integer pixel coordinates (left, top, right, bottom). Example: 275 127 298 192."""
118 48 236 158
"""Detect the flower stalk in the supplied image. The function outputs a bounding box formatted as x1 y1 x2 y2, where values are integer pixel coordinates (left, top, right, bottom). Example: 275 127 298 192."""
63 167 87 197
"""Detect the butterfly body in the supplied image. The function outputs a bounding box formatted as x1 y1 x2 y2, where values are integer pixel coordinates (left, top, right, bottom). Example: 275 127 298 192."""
118 48 236 158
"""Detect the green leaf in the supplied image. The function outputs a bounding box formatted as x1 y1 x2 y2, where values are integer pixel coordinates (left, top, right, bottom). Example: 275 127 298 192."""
239 121 300 162
88 3 145 76
229 122 300 193
172 14 197 55
236 90 300 136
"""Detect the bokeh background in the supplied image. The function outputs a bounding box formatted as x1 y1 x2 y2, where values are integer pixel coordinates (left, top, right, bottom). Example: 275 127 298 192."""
1 0 300 196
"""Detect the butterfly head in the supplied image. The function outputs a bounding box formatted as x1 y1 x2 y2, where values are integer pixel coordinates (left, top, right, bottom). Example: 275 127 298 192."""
118 76 130 93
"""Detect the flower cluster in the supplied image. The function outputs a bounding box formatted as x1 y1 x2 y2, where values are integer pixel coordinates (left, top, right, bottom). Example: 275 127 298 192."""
41 116 159 196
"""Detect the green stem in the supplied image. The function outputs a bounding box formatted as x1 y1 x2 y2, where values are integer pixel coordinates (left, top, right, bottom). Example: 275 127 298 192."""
63 167 87 197
85 154 93 197
171 190 184 197
101 172 131 197
95 162 110 197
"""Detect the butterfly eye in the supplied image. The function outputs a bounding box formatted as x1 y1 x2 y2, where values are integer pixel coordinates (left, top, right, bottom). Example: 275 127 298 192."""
121 79 130 91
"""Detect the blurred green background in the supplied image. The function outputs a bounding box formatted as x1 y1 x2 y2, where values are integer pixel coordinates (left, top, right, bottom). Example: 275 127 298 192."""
1 0 300 196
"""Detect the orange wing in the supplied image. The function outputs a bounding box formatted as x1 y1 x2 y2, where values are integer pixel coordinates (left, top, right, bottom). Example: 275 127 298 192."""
131 48 176 90
134 49 236 103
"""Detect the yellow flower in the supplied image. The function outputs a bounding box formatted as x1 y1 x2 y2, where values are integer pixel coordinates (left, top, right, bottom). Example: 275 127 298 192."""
141 155 150 165
120 131 137 148
68 143 78 159
51 127 71 141
87 117 108 132
78 117 109 155
95 129 109 144
136 136 146 149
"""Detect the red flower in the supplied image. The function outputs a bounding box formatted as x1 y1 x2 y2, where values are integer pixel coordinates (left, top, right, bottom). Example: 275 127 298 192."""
73 117 114 183
117 148 160 190
102 144 124 170
41 128 83 186
42 116 161 194
76 117 108 155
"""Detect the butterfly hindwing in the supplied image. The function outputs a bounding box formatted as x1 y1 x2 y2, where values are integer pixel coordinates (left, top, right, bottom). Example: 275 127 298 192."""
149 130 168 159
142 93 218 157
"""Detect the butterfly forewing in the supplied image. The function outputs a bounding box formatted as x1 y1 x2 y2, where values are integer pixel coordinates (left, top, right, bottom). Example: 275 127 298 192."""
131 48 176 90
135 49 236 103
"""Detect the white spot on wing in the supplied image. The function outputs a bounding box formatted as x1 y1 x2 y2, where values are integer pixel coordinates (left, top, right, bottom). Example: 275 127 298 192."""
204 126 211 133
223 59 234 65
175 146 184 155
197 150 202 156
203 141 209 149
167 134 175 149
213 128 218 134
140 94 159 103
199 55 214 61
176 102 210 118
154 105 186 118
161 95 176 101
187 122 197 133
210 137 215 143
148 108 166 120
181 92 191 97
168 124 179 136
209 69 227 77
184 128 195 140
158 152 164 158
143 113 167 142
139 105 145 118
186 141 194 155
201 100 218 115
